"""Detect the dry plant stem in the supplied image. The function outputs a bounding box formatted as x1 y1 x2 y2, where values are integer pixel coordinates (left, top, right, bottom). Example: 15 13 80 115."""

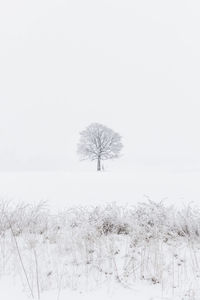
6 215 34 298
0 235 6 274
172 253 175 296
57 272 64 300
33 249 40 300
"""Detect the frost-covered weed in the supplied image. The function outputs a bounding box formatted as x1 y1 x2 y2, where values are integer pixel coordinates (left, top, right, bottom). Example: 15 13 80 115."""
0 200 200 298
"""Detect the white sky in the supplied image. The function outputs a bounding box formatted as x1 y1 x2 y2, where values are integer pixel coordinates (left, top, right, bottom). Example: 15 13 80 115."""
0 0 200 171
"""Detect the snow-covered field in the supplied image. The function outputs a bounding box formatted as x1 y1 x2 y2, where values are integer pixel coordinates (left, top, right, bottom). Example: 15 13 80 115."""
0 170 199 210
0 277 164 300
0 171 200 300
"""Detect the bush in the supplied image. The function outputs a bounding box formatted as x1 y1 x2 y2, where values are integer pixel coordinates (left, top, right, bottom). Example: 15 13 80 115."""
0 200 200 299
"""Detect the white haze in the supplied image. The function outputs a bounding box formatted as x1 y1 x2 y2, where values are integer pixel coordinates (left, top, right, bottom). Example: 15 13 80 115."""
0 0 200 171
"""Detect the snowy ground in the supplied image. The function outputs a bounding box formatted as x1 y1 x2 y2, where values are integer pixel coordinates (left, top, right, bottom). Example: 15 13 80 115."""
0 170 199 211
0 276 167 300
0 170 200 300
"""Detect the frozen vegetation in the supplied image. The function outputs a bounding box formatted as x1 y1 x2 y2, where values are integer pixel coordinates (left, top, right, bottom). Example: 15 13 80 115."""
1 200 200 299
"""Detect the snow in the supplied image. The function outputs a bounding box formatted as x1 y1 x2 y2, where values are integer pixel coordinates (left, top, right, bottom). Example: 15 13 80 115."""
0 170 199 212
1 0 200 299
0 277 165 300
0 171 200 299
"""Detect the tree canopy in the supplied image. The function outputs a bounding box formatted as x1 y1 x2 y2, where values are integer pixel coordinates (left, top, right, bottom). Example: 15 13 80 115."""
77 123 123 171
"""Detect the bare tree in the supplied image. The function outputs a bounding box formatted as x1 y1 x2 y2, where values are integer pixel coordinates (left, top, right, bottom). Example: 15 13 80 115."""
77 123 123 171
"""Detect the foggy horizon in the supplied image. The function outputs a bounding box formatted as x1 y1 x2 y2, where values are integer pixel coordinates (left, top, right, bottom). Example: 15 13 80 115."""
1 0 200 172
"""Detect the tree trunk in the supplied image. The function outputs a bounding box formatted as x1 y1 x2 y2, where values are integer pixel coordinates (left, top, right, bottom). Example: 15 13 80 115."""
97 157 101 171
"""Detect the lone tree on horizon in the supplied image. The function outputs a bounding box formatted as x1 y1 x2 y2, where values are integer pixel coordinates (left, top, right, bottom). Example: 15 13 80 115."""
77 123 123 171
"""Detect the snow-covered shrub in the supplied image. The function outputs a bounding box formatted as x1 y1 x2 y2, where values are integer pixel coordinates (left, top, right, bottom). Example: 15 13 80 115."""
1 199 200 298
